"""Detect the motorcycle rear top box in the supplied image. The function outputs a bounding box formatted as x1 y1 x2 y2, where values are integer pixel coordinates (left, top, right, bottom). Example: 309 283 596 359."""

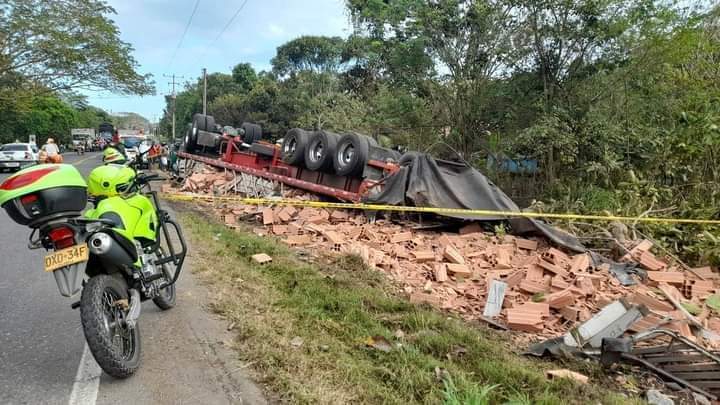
0 164 88 227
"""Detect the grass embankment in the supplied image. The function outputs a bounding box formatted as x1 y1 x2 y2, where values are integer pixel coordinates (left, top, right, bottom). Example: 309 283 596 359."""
181 211 639 405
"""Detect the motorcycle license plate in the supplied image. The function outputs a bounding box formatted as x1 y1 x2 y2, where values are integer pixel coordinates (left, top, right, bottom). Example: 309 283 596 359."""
44 244 89 272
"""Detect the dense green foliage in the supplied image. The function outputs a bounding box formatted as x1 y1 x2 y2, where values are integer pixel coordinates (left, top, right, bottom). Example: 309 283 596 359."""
0 0 154 145
161 1 719 264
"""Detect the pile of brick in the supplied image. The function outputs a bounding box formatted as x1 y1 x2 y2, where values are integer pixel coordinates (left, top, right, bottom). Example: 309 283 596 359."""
211 200 720 344
178 167 234 193
163 163 720 344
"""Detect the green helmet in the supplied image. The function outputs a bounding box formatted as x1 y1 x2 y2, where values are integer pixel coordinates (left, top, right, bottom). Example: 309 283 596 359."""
103 147 126 164
87 164 136 197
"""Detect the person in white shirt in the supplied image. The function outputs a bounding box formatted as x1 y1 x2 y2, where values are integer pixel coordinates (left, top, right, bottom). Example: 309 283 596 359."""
42 138 62 163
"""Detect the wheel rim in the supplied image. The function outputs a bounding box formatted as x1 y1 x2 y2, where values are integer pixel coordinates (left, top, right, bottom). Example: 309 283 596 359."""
156 248 176 301
338 143 354 166
284 138 297 155
309 141 323 162
102 288 136 361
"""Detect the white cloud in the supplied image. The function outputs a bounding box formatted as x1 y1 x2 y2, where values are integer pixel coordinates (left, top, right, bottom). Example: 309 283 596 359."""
268 23 285 38
83 0 351 119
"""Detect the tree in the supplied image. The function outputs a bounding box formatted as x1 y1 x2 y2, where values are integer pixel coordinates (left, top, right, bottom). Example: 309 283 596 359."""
13 96 78 145
232 63 258 93
0 0 154 95
271 36 347 76
347 0 519 157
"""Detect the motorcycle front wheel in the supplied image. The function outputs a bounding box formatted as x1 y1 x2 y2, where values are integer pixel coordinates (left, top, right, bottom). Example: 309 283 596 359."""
80 274 141 378
152 248 177 310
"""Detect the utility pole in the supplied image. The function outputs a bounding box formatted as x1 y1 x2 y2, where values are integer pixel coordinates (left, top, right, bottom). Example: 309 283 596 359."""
163 74 183 140
202 68 207 115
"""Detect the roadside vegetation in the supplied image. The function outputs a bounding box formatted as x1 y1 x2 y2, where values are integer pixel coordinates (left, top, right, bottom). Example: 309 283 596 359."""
163 1 720 266
181 210 640 404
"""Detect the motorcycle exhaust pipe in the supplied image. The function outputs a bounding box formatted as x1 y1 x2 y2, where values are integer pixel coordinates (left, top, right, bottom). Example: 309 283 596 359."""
88 232 135 268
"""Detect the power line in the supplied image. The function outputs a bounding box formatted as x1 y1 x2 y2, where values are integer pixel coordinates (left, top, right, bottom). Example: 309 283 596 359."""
168 0 202 67
200 0 249 59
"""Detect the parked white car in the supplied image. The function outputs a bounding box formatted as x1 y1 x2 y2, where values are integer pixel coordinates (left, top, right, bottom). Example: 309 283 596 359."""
0 143 39 171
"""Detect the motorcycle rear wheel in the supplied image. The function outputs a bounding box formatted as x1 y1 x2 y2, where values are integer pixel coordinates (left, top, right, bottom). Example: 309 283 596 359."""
80 274 141 378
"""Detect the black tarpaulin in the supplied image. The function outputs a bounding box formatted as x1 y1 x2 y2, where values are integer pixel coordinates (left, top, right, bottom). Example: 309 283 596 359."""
365 153 585 252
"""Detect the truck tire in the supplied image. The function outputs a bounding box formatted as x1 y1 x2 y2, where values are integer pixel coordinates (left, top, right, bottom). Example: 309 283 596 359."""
334 132 370 176
205 115 217 133
305 130 340 172
192 113 216 132
184 125 197 153
241 122 262 144
281 128 311 166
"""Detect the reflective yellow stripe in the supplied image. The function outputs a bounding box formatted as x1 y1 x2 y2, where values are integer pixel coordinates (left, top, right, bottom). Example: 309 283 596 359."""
158 192 720 225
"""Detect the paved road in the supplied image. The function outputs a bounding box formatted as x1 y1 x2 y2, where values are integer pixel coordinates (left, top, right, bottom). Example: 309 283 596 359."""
0 153 265 405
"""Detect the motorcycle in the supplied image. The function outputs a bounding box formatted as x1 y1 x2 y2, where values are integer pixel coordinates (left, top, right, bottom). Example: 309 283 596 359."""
0 151 186 378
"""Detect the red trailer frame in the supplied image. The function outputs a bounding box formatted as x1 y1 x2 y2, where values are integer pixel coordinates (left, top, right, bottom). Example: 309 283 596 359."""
178 135 400 202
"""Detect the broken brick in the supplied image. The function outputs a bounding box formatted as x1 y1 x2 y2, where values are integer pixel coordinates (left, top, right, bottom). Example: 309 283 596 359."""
505 269 525 288
443 245 466 265
525 264 545 281
693 266 719 280
665 321 694 339
277 210 292 222
515 238 538 251
330 210 349 221
262 208 274 225
446 263 472 277
412 251 436 263
646 271 685 285
494 248 512 270
434 264 448 283
545 290 575 309
506 307 544 332
691 280 715 298
569 254 590 273
519 279 549 294
537 259 568 278
542 248 571 266
638 251 667 271
518 302 550 316
627 292 674 313
284 234 312 246
559 306 580 322
251 253 272 265
272 225 288 235
390 232 413 244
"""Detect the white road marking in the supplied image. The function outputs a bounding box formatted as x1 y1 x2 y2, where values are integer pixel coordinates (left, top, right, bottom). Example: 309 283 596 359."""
68 344 102 405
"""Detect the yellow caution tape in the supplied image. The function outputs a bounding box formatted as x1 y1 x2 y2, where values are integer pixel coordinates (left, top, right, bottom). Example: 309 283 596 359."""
158 192 720 225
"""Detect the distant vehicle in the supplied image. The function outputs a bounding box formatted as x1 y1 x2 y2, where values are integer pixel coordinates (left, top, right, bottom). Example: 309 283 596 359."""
71 128 96 153
120 135 147 162
98 122 114 144
0 143 39 171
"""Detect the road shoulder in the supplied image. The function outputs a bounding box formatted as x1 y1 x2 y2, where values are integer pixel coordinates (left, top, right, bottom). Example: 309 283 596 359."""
95 201 267 405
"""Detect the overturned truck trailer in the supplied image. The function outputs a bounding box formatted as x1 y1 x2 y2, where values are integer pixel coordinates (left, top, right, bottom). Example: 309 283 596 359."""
178 113 583 251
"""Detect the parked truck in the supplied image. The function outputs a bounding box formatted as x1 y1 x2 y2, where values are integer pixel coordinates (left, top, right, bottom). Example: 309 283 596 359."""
70 128 96 154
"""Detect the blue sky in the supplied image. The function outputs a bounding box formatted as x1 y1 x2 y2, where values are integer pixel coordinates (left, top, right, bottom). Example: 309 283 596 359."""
83 0 350 122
